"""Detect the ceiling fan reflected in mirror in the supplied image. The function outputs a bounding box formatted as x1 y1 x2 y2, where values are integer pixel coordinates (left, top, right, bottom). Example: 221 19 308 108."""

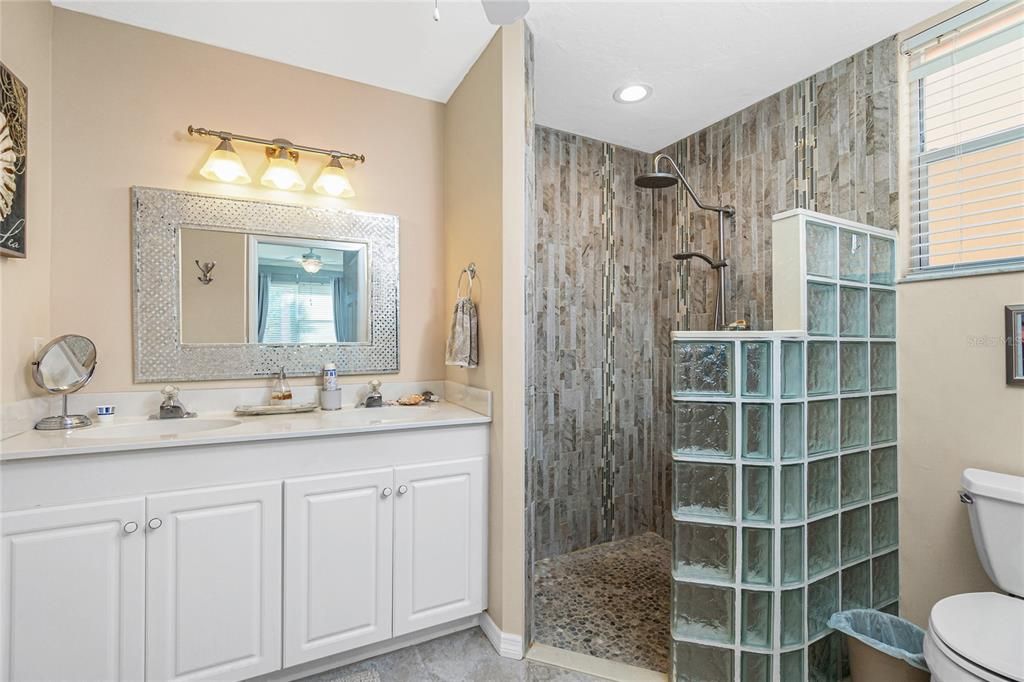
433 0 531 25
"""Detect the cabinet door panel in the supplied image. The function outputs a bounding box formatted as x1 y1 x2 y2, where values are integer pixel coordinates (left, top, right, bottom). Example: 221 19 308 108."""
146 481 281 682
393 457 485 636
1 497 145 682
283 469 393 666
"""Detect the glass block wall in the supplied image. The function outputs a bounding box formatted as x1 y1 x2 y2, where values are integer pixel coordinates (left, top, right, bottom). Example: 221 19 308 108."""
670 211 897 681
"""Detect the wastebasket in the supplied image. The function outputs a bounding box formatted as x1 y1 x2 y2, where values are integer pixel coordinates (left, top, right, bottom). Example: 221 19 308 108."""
828 609 930 682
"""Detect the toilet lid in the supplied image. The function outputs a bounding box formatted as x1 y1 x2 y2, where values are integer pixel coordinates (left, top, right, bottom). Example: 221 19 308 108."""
930 592 1024 681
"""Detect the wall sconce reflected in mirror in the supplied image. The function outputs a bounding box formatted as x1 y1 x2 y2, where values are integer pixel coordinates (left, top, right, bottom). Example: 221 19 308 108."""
188 126 364 198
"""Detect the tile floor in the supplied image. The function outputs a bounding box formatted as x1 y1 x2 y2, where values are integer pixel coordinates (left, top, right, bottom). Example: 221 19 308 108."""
300 628 601 682
532 532 672 673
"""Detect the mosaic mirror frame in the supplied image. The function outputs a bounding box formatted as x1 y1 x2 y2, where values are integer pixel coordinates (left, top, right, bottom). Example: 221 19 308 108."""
131 187 399 381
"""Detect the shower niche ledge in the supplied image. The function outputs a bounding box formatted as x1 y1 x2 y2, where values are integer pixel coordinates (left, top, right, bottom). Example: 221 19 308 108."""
670 210 898 682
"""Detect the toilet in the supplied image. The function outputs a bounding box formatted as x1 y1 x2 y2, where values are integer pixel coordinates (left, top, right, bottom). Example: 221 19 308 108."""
923 469 1024 681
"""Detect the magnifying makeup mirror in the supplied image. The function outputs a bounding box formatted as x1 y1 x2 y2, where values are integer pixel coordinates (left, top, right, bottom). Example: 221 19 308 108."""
31 334 98 430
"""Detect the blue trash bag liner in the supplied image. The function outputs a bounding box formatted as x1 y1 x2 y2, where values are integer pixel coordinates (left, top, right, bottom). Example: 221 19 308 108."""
828 609 929 672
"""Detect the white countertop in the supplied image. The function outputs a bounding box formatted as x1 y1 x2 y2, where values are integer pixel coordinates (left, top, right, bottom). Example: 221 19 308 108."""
0 402 490 461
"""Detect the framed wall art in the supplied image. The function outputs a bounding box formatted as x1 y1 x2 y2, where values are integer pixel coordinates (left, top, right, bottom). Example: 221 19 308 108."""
1 61 27 258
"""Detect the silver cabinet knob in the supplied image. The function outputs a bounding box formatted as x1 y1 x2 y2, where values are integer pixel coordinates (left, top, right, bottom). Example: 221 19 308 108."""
398 485 409 495
382 487 393 498
124 521 139 534
147 518 163 530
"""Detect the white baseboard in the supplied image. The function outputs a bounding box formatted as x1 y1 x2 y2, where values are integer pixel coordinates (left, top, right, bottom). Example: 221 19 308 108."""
478 611 525 660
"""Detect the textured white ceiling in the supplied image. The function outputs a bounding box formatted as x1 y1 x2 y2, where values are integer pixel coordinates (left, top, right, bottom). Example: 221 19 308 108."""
529 1 959 151
54 1 958 151
51 0 500 102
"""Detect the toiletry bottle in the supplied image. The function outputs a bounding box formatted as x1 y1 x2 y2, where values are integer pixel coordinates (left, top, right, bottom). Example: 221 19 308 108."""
323 362 338 391
271 366 293 406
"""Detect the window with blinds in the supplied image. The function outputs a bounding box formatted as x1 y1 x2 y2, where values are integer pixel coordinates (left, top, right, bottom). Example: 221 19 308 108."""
905 0 1024 277
262 277 338 344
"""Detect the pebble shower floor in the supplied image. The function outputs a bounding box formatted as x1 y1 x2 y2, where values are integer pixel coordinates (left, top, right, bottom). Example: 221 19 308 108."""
670 211 898 681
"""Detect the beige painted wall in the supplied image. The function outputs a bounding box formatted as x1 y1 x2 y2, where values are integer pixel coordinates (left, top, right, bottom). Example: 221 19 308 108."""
0 0 53 407
898 271 1024 626
179 229 246 344
443 24 527 636
49 9 446 392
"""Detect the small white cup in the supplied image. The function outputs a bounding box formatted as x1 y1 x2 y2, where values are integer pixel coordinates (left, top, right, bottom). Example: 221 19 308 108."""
96 405 115 423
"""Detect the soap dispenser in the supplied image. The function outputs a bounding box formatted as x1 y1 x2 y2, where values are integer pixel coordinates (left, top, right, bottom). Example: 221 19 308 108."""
271 366 293 406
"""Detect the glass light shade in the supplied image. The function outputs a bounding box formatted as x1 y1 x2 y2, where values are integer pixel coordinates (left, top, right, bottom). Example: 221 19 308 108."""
199 140 250 184
313 158 355 198
300 250 323 273
261 149 305 191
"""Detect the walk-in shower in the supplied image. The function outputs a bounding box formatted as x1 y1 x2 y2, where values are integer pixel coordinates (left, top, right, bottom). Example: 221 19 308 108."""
636 154 735 330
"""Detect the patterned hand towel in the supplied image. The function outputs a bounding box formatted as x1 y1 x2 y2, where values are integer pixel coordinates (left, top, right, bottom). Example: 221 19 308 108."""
445 295 479 368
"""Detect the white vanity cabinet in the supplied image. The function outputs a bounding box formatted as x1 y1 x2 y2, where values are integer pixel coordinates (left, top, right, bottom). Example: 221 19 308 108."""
0 420 489 682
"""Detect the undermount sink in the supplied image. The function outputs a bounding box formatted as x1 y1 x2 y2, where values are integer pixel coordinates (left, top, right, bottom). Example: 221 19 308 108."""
331 406 437 425
74 418 242 439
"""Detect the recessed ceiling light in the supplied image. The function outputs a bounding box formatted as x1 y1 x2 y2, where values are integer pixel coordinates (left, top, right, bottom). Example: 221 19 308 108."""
613 83 652 104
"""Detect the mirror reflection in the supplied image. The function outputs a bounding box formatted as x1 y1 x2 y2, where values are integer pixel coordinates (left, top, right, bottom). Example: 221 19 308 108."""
179 228 369 345
33 334 97 392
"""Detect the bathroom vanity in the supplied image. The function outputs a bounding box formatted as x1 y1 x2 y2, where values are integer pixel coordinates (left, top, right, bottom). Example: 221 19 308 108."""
0 404 490 681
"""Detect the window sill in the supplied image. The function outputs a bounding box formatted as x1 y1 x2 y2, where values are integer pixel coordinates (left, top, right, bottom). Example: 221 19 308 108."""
900 262 1024 284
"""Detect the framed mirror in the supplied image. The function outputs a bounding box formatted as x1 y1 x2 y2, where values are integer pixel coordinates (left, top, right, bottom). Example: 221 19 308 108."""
1007 304 1024 386
132 187 399 381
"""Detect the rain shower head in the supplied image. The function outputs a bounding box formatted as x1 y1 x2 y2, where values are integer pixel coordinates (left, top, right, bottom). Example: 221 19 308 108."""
634 171 679 189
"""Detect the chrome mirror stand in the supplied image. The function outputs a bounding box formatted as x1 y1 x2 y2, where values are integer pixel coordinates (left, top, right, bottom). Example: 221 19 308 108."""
31 334 98 430
35 394 92 431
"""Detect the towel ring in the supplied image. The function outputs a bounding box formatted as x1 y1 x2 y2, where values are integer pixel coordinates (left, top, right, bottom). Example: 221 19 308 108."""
456 263 479 300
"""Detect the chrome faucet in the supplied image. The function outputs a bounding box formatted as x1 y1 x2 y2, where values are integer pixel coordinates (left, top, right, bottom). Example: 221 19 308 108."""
156 385 196 419
363 379 383 408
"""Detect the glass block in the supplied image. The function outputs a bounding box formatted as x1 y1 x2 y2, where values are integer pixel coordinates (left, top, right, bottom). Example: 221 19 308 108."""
808 515 839 578
807 341 837 396
807 400 838 456
809 631 842 682
674 402 735 458
781 341 804 398
743 527 773 586
839 341 868 394
872 499 899 553
674 521 736 582
869 289 896 338
742 404 772 460
870 236 895 285
807 457 838 516
840 397 869 450
807 221 837 278
872 551 899 606
673 641 734 682
842 560 872 610
781 651 804 681
743 466 772 522
741 652 771 682
673 341 734 397
781 464 804 521
839 287 868 338
781 403 804 460
741 590 772 648
839 229 868 282
808 282 838 337
870 394 897 445
840 506 870 564
871 447 898 498
870 342 897 391
672 581 735 644
742 342 771 398
781 588 805 646
674 461 736 520
807 573 839 640
840 451 869 507
782 526 804 585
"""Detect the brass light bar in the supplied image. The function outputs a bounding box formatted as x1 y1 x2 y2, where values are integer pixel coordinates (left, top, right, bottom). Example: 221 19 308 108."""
187 125 365 164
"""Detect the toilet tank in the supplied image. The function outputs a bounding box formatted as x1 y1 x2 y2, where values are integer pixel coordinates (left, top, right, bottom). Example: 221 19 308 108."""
961 468 1024 597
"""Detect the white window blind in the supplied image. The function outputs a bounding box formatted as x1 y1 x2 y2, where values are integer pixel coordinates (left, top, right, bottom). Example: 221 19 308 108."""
905 0 1024 276
262 277 337 344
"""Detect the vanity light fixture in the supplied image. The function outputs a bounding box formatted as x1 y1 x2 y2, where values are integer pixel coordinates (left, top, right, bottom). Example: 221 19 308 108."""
613 83 652 104
313 155 356 198
300 249 324 274
188 125 364 196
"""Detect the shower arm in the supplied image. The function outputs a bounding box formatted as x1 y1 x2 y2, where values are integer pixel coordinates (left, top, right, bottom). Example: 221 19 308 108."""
652 154 735 216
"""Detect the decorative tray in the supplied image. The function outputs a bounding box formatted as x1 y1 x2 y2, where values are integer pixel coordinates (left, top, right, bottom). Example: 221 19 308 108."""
234 402 319 416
